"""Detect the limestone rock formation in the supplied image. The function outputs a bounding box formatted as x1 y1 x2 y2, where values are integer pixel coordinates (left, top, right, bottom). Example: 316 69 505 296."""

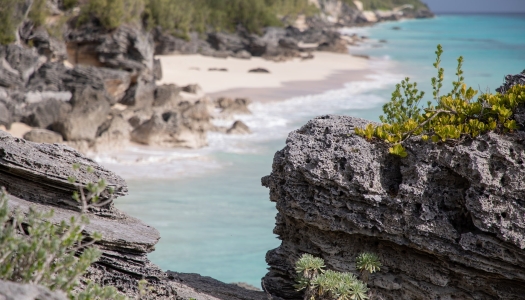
262 115 525 300
0 130 274 299
0 279 67 300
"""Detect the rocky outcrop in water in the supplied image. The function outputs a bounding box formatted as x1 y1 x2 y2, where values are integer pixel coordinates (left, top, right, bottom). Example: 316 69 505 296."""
262 114 525 299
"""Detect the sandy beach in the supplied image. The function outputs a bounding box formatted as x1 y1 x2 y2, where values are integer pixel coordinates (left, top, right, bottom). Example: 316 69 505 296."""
6 51 372 139
158 52 370 98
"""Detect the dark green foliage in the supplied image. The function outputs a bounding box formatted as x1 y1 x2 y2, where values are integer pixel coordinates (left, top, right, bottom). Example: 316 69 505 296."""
62 0 78 10
78 0 145 29
145 0 317 35
355 45 525 157
295 253 380 300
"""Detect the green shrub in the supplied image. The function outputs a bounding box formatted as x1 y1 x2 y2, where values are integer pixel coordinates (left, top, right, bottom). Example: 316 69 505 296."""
0 163 126 299
63 0 79 10
28 0 49 27
0 0 22 45
78 0 145 29
294 253 380 300
145 0 317 36
355 44 525 157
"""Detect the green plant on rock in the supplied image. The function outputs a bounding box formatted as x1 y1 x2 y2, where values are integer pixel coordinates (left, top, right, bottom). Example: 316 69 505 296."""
0 163 128 299
78 0 145 29
355 253 381 284
295 253 380 300
28 0 49 27
355 44 525 157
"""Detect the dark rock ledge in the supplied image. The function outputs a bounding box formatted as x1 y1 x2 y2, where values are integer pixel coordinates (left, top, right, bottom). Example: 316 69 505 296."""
262 115 525 300
0 130 273 299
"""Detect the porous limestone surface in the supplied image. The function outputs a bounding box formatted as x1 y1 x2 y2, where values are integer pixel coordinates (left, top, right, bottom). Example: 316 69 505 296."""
262 115 525 300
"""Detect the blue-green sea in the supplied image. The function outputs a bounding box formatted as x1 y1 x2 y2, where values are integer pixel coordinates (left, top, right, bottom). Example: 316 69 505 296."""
105 14 525 288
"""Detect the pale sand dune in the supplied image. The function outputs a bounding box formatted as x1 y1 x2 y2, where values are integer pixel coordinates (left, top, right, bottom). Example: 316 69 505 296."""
158 52 369 94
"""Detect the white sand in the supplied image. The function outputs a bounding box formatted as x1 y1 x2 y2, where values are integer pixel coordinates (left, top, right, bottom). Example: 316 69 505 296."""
3 122 32 138
158 52 369 94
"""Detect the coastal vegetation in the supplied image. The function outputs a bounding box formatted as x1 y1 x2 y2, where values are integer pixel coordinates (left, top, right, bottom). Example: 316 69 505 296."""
0 165 127 299
355 45 525 157
295 253 381 300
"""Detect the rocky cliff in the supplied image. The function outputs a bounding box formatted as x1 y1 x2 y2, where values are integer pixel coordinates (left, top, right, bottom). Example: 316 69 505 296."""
262 114 525 299
0 1 250 154
153 0 433 59
0 130 279 299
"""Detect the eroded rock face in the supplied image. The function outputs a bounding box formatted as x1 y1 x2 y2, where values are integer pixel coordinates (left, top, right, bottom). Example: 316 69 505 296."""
0 131 177 298
0 279 67 300
262 115 525 300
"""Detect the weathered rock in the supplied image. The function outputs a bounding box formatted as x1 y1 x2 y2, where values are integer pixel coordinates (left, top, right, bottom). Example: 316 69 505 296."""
227 120 251 135
154 84 181 107
248 68 270 73
497 69 525 94
0 102 12 128
52 87 111 141
0 279 67 300
4 45 43 83
23 128 64 144
29 27 68 62
216 97 252 118
0 132 177 298
0 58 24 89
232 50 252 60
153 29 213 55
119 74 155 108
182 84 202 94
207 32 248 53
263 115 525 300
130 98 212 148
22 99 72 129
168 272 276 300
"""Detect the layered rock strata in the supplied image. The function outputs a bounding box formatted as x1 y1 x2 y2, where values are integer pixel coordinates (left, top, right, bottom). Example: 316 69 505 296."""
262 115 525 299
0 130 278 299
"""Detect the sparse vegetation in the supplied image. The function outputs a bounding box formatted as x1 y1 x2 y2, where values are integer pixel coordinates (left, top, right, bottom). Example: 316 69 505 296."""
28 0 49 27
78 0 145 29
355 45 525 157
145 0 318 36
0 164 127 299
0 0 22 45
295 253 380 300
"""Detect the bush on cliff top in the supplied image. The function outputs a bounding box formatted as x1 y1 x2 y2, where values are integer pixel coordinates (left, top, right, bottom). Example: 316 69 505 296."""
145 0 318 36
0 0 22 45
355 45 525 158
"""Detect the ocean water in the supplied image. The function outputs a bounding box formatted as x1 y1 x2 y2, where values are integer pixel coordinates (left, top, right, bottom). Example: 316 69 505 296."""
109 14 525 288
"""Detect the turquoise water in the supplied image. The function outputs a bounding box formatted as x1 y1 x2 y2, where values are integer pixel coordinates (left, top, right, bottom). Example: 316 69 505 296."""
112 14 525 288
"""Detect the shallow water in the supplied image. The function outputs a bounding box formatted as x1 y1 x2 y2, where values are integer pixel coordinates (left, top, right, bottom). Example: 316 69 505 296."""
110 14 525 287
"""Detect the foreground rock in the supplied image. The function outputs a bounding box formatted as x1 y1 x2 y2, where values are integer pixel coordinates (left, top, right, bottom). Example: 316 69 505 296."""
0 131 269 299
262 115 525 299
0 280 67 300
